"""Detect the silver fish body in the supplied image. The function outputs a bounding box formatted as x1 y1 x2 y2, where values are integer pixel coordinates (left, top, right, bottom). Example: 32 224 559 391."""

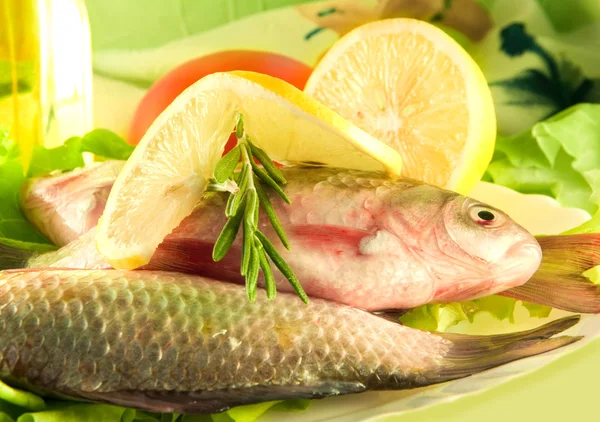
21 163 542 310
0 269 579 413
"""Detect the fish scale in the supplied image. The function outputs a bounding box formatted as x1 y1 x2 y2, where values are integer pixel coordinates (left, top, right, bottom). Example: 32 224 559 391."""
0 270 441 393
0 269 581 413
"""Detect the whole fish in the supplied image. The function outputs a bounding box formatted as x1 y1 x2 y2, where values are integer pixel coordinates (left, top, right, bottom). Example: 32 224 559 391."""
14 163 543 311
0 269 580 413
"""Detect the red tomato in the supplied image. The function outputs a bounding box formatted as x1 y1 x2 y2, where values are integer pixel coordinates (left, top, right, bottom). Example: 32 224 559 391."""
128 50 313 147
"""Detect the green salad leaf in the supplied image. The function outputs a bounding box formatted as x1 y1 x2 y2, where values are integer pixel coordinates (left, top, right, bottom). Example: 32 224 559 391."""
400 296 552 332
80 129 136 161
0 378 309 422
17 404 130 422
0 382 45 412
27 137 86 178
486 103 600 215
28 129 135 178
0 131 53 251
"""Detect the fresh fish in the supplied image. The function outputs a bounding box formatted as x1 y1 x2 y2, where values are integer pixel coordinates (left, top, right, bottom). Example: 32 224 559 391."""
5 232 598 312
0 269 580 413
14 163 542 311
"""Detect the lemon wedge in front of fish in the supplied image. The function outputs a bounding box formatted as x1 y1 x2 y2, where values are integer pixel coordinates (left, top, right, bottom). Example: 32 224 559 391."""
96 71 403 269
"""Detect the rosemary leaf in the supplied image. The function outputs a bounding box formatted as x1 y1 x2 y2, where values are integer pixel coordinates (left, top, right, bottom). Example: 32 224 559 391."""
246 244 259 302
253 193 259 225
245 188 259 227
214 145 241 183
241 227 251 276
256 238 276 299
255 230 308 303
255 181 290 249
248 141 286 185
212 197 246 261
241 189 258 275
225 191 235 215
235 113 245 139
226 164 250 217
251 162 290 204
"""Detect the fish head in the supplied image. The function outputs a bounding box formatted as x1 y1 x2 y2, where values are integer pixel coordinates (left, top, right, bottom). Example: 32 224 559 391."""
382 185 541 301
438 195 542 298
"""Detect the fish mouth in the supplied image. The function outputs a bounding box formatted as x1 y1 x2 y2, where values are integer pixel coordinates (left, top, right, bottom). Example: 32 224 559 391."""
457 241 543 300
506 240 543 265
495 240 543 290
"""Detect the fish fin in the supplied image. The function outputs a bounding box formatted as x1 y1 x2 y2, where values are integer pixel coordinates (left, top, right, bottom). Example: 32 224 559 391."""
67 382 367 414
500 234 600 313
290 225 374 254
371 309 409 323
434 316 581 382
0 243 35 270
535 234 600 277
500 276 600 313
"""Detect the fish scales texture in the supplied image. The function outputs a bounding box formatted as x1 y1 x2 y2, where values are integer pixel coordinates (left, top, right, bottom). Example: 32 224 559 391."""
22 164 542 310
0 270 581 413
0 271 449 399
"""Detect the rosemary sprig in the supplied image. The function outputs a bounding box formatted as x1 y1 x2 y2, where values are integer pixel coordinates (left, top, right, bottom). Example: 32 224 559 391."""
212 114 307 303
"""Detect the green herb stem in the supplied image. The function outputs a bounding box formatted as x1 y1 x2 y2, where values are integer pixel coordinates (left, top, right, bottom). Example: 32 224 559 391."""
211 113 305 302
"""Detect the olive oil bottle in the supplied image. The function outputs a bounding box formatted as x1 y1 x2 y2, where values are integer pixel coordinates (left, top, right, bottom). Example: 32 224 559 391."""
0 0 92 170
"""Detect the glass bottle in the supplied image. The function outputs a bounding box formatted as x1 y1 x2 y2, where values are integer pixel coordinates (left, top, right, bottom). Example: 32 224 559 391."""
0 0 92 169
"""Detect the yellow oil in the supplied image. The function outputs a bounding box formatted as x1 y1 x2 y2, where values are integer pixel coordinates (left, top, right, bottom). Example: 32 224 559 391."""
0 0 92 170
0 0 42 168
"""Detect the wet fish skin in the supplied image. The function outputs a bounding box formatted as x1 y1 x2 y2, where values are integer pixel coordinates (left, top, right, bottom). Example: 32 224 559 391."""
20 164 542 310
0 269 580 413
21 161 124 246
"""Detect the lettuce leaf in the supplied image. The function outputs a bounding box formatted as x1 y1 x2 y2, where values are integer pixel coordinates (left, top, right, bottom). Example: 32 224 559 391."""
17 404 131 422
0 378 308 422
0 132 53 251
400 296 551 332
486 103 600 214
27 129 135 178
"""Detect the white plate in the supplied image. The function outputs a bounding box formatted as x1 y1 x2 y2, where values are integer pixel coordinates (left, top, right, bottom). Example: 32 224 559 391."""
260 181 596 422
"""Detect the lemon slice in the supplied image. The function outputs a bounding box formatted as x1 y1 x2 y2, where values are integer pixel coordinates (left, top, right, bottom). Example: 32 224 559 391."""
304 18 496 193
96 71 403 269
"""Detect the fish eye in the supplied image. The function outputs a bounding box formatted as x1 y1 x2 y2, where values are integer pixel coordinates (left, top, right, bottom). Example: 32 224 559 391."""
477 210 495 221
468 205 504 228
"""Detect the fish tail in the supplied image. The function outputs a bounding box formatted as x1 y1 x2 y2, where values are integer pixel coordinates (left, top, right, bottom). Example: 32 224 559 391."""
500 234 600 313
0 242 34 270
435 315 581 382
500 277 600 314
